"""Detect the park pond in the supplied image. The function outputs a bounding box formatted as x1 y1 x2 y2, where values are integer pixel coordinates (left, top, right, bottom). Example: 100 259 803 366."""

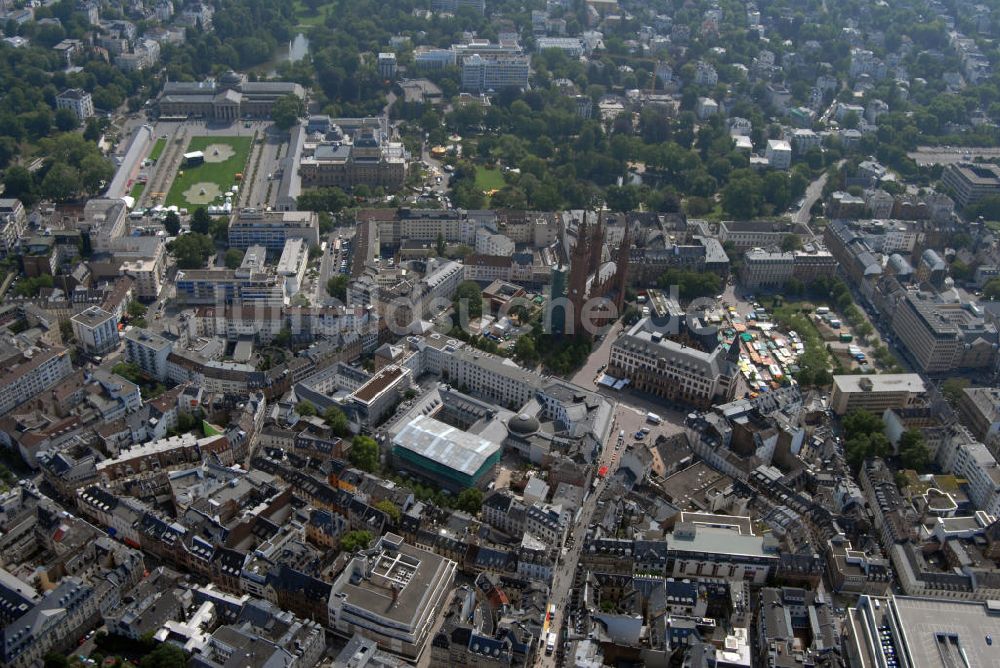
262 33 310 76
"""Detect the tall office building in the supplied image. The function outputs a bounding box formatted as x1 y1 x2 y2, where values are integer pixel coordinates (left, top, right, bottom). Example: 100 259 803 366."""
460 54 530 92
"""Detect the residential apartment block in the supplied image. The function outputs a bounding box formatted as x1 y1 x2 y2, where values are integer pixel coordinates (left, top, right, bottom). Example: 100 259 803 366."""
124 328 175 382
71 306 120 357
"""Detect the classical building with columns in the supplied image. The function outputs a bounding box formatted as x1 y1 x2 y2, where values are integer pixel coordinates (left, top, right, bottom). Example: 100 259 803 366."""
157 71 305 120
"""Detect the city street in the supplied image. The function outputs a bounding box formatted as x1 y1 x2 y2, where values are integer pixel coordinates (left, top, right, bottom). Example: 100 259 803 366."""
313 229 354 305
528 329 696 667
794 171 828 227
536 400 624 668
241 125 286 209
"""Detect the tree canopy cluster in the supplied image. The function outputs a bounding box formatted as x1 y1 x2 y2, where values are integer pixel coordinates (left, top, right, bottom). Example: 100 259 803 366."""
843 409 892 471
349 435 380 473
168 233 215 269
657 268 722 301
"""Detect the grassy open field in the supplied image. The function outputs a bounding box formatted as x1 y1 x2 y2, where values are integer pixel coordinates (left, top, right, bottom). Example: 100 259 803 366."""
148 137 167 161
293 0 329 27
165 136 252 208
475 166 505 192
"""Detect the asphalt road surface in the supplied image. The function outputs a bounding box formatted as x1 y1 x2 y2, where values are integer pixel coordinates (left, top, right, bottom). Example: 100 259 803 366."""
314 232 340 305
244 124 285 209
535 404 624 668
908 145 1000 166
794 170 828 226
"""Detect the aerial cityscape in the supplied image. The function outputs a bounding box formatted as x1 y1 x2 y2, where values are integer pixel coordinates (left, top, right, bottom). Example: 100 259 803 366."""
3 0 1000 667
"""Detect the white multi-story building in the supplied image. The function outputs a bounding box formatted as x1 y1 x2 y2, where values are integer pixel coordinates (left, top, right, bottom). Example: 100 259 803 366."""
55 88 94 120
0 198 26 257
1 578 101 668
935 427 1000 515
370 208 489 247
474 228 515 256
420 258 464 301
90 368 143 415
71 306 120 356
119 258 164 300
124 328 174 381
535 37 584 57
460 53 530 93
114 39 160 71
525 503 565 545
115 236 168 299
765 139 792 170
413 47 457 70
276 237 309 301
740 249 794 290
849 48 886 80
76 486 147 545
942 163 1000 207
696 97 719 119
791 129 821 152
0 346 74 420
667 515 779 584
609 318 738 410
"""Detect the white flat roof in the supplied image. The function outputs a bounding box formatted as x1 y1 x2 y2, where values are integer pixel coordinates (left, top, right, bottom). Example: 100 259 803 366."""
833 373 926 394
392 414 500 477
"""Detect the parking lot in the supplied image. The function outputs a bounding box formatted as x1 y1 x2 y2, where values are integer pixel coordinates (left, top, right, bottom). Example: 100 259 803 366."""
907 145 1000 166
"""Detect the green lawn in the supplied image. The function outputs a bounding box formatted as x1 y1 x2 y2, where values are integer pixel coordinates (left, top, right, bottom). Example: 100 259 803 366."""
293 0 329 26
475 166 505 192
130 182 145 200
148 137 167 161
165 136 253 208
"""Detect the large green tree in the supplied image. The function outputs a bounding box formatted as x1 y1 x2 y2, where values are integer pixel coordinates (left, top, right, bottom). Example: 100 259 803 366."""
842 409 883 439
327 274 348 300
350 435 380 472
272 94 305 130
163 211 181 236
190 207 212 235
168 233 215 269
374 499 401 523
224 248 244 269
143 643 188 668
721 171 762 219
323 405 350 436
40 163 81 201
898 429 931 472
456 488 483 514
453 280 483 321
340 530 372 553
